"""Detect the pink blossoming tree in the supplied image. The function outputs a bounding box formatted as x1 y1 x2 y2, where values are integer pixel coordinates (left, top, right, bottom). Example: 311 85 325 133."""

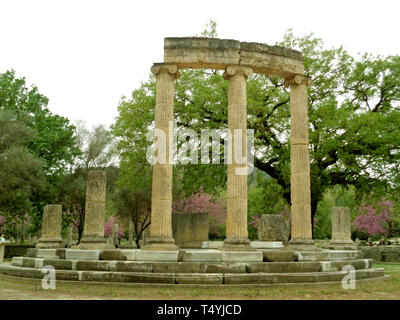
104 216 123 238
353 200 396 237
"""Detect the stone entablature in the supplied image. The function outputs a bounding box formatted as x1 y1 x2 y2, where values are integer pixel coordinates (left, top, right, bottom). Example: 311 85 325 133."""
164 37 304 78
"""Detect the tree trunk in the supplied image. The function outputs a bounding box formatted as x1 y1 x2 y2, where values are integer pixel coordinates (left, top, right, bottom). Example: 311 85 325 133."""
311 199 319 239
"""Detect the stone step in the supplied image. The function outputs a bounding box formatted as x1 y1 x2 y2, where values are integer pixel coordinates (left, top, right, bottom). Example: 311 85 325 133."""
0 264 386 285
297 250 363 261
11 257 373 274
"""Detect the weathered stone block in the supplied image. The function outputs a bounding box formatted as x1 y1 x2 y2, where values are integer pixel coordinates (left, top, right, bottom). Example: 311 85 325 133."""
99 250 127 261
249 261 321 273
263 251 298 262
204 263 247 274
112 261 153 273
175 273 223 284
36 204 64 248
74 260 110 271
11 256 24 267
172 212 208 248
110 272 175 284
66 249 101 261
257 215 290 242
37 249 59 259
251 241 284 249
136 250 179 262
119 249 137 261
180 249 222 262
221 251 263 262
224 273 273 284
42 259 73 270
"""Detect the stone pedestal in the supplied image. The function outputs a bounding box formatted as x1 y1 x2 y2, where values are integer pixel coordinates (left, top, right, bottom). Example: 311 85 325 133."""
329 207 357 250
78 171 114 250
221 66 254 251
284 75 317 251
0 241 10 262
36 204 64 248
257 214 290 242
172 212 208 248
143 64 180 251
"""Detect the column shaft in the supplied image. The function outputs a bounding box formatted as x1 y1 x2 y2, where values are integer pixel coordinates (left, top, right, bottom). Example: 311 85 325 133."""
145 63 180 251
285 75 315 248
222 66 253 250
329 207 356 249
78 170 113 249
36 204 63 248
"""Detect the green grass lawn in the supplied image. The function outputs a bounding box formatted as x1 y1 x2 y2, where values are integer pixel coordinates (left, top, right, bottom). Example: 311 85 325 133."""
0 262 399 300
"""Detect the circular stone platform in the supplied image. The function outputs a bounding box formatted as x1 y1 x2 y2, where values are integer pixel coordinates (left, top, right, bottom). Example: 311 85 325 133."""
0 247 388 286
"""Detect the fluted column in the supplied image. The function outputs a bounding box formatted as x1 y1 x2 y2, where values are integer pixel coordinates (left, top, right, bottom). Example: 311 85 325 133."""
144 63 180 251
329 207 357 250
78 170 114 249
221 65 253 250
284 75 315 249
36 204 63 248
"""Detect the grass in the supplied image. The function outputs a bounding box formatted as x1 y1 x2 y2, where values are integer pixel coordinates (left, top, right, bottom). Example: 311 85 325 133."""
0 263 399 300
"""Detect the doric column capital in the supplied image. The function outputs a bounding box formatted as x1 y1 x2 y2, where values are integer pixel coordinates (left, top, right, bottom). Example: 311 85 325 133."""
284 74 313 88
151 63 181 79
223 65 253 80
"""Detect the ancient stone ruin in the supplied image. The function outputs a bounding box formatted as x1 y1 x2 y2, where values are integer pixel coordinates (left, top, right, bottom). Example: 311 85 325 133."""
257 215 290 242
0 38 387 286
36 204 63 249
146 37 314 251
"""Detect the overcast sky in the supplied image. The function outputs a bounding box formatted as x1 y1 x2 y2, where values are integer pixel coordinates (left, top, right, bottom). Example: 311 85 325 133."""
1 0 399 128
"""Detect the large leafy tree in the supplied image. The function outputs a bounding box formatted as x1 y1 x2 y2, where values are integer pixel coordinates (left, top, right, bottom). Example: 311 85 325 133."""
0 70 79 172
0 110 45 241
113 23 400 235
0 70 81 234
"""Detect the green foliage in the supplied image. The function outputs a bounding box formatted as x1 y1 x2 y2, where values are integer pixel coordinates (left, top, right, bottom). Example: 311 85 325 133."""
0 70 79 173
0 110 45 241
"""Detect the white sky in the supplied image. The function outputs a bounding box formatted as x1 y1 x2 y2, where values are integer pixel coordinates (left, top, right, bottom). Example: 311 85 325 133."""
1 0 399 128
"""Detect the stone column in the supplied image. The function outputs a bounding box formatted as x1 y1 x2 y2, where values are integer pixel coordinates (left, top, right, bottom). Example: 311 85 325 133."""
128 221 137 248
0 241 10 263
112 223 119 247
284 75 316 250
221 65 253 251
143 63 180 251
36 204 63 248
329 207 357 250
67 226 72 247
78 170 114 249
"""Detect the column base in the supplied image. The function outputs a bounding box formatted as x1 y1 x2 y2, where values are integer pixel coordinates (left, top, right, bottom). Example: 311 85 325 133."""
326 240 358 250
287 239 321 251
36 238 64 249
219 239 256 251
142 237 179 251
74 236 115 250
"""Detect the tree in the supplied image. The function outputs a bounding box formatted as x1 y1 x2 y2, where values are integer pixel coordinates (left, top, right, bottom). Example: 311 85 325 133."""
112 187 151 248
0 70 79 173
112 22 400 237
0 110 45 242
0 70 81 236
